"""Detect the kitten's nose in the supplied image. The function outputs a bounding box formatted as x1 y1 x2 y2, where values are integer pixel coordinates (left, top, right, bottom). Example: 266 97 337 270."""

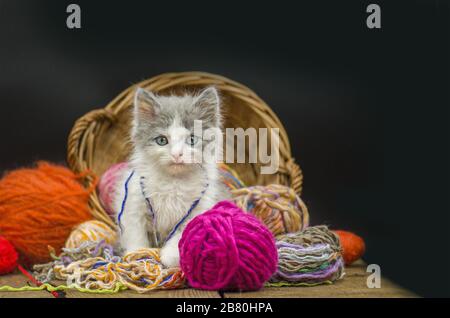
171 152 183 163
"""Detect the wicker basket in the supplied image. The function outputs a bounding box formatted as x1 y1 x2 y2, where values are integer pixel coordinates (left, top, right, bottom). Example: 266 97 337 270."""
67 72 303 229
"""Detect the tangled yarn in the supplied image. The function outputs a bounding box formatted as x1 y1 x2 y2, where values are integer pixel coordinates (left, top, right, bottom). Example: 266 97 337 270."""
232 184 309 236
97 162 129 217
32 241 184 293
65 220 117 249
179 200 277 291
0 161 93 265
269 226 345 286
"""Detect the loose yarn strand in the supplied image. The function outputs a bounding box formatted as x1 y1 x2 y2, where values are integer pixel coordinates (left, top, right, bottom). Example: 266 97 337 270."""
0 282 126 294
139 176 159 246
164 184 209 244
117 171 135 232
16 264 61 298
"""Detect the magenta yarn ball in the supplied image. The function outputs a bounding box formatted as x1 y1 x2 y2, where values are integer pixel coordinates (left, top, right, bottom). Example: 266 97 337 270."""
97 162 129 217
179 200 278 291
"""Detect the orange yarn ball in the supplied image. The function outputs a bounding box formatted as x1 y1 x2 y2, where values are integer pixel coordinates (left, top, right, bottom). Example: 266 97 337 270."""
0 162 93 265
333 230 366 265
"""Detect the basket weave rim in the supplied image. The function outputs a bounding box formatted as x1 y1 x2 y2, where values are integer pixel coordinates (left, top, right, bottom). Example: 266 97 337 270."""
66 71 303 228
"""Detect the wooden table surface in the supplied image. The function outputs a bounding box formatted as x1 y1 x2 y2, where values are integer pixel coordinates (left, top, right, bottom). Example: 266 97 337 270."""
0 260 416 298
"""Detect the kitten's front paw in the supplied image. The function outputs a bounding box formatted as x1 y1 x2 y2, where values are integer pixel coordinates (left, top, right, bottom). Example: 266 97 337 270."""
160 246 180 268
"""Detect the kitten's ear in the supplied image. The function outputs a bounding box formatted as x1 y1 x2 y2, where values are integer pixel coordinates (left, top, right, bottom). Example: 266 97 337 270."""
193 86 221 127
134 87 161 122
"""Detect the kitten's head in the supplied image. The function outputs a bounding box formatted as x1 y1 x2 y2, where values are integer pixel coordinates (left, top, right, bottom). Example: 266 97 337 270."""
132 86 221 175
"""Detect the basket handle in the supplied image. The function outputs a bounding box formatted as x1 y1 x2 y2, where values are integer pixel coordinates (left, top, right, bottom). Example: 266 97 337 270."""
67 108 117 173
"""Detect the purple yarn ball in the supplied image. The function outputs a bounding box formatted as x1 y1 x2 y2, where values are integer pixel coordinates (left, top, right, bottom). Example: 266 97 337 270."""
179 200 278 291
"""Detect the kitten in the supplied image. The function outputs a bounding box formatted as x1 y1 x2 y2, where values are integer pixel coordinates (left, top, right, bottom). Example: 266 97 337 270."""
113 86 229 268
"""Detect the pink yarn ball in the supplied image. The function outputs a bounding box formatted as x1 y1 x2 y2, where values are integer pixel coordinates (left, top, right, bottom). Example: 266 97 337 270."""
179 200 278 291
98 162 129 216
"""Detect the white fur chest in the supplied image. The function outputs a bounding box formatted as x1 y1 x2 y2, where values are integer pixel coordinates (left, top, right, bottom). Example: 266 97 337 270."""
142 172 208 238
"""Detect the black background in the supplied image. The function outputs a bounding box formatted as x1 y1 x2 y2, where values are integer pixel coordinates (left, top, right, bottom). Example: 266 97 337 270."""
0 0 448 297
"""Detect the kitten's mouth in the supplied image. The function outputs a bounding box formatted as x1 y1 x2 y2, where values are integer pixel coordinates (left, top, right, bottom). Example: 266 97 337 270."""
166 162 192 175
170 161 186 166
168 161 190 167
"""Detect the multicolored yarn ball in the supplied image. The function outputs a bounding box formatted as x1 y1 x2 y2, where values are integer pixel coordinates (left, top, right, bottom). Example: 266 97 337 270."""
179 200 277 291
333 230 365 265
218 163 246 190
65 220 117 249
269 226 345 287
0 161 93 265
97 162 129 216
0 236 18 275
31 241 184 293
232 184 309 237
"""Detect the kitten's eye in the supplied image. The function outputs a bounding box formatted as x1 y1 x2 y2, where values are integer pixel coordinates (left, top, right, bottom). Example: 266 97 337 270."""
154 135 168 146
186 135 199 146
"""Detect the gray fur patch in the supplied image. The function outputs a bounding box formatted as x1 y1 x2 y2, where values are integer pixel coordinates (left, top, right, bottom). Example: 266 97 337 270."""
133 87 221 149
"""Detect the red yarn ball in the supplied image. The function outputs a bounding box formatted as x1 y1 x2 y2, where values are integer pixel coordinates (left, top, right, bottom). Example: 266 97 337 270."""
0 236 18 275
334 230 366 265
179 201 278 291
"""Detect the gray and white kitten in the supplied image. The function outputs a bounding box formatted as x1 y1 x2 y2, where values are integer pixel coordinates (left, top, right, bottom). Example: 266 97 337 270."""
113 86 228 267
